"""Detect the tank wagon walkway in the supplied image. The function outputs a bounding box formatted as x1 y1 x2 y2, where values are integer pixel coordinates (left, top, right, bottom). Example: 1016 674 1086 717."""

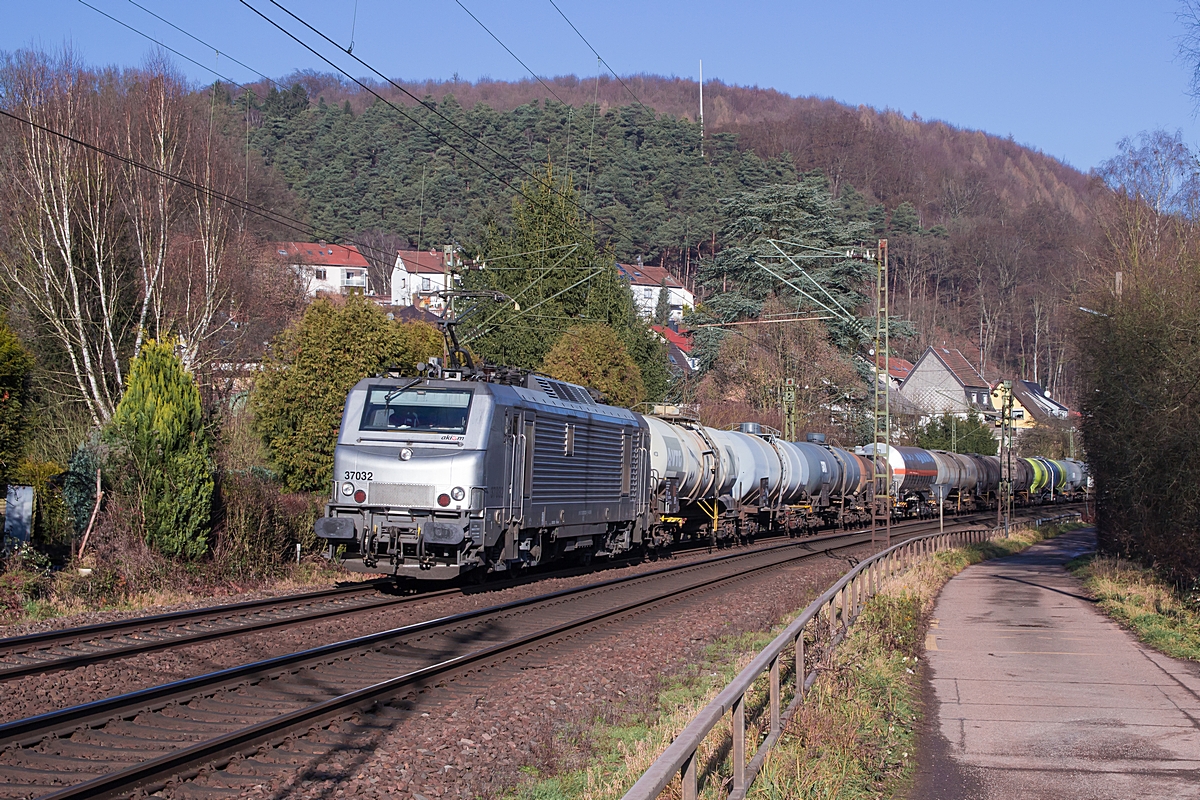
910 527 1200 800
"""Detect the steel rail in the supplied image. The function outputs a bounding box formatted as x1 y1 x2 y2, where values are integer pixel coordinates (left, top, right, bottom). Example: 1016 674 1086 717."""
0 579 391 654
35 533 866 800
0 523 900 748
621 509 1083 800
0 519 978 799
0 513 967 683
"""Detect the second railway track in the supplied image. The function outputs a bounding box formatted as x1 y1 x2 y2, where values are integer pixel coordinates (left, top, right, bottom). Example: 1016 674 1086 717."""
0 513 986 685
0 510 1051 800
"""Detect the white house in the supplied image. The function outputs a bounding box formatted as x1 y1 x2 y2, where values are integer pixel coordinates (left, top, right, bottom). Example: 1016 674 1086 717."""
617 261 694 322
391 249 457 314
273 242 371 296
899 346 995 417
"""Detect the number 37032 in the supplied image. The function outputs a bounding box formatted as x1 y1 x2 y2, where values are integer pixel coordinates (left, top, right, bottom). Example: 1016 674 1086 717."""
344 471 373 481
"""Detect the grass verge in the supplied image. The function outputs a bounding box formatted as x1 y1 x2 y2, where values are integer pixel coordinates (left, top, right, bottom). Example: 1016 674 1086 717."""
0 549 358 629
1068 555 1200 661
508 521 1081 800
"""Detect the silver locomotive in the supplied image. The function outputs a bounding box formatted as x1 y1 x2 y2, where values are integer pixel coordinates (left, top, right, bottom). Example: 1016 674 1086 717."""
315 366 651 579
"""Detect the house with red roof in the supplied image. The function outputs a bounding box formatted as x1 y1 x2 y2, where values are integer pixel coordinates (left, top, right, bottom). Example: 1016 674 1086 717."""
651 323 698 374
616 260 694 322
272 242 371 297
899 346 995 417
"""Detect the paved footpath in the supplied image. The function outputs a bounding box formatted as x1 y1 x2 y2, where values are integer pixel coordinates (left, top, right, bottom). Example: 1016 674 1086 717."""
910 527 1200 799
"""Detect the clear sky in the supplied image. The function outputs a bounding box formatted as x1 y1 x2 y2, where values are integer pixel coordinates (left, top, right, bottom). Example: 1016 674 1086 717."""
4 0 1197 171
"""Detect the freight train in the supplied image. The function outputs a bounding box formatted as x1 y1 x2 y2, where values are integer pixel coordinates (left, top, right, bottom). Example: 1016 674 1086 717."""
315 364 1088 580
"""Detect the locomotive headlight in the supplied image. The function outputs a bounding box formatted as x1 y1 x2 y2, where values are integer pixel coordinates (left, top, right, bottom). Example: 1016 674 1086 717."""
450 486 465 501
341 481 354 496
399 448 413 461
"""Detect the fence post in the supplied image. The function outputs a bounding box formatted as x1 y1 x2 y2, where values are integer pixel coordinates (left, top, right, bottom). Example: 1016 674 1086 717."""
770 655 781 735
733 693 746 794
795 631 805 700
681 749 697 800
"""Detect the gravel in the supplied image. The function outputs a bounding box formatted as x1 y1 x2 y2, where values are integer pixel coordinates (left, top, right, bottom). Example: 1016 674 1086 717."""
0 536 867 723
224 543 874 800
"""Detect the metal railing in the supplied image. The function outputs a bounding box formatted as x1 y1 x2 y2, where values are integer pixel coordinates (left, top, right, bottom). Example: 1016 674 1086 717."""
622 513 1082 800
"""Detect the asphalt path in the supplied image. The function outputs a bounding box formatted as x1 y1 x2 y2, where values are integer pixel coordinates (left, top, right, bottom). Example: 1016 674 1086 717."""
910 527 1200 799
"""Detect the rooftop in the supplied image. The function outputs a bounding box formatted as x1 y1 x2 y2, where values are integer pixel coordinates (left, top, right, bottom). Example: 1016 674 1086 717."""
1012 379 1071 422
396 249 448 274
651 324 693 353
273 242 369 268
887 356 914 381
617 262 685 288
924 346 988 388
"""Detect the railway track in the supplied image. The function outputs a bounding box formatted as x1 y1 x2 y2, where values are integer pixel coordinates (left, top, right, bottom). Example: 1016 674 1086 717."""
0 512 992 684
0 509 1054 800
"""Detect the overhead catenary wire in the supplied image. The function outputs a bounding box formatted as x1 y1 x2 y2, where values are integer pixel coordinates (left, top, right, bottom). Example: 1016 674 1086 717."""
77 0 258 93
245 0 614 245
122 0 280 88
546 0 652 116
452 0 567 106
0 105 400 272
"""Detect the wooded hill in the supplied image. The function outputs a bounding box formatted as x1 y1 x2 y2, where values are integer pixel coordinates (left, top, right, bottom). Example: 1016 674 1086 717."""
250 72 1101 405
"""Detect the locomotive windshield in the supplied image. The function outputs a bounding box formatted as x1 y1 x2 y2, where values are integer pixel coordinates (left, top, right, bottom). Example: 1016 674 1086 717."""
359 386 473 434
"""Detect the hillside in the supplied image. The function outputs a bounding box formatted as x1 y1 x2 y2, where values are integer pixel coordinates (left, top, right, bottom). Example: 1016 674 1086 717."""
280 72 1096 224
246 73 1100 405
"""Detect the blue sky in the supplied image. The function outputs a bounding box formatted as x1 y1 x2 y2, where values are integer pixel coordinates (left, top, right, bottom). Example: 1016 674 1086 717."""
4 0 1197 171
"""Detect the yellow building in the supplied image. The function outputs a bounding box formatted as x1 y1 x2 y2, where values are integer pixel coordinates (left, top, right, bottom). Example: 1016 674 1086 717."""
990 380 1071 430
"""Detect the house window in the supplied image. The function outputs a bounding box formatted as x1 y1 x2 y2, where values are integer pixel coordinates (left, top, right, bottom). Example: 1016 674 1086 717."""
422 277 431 292
314 268 326 280
644 287 654 300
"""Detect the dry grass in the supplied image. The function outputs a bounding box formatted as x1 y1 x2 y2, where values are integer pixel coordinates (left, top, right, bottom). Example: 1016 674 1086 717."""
1070 555 1200 661
508 521 1081 800
0 555 357 629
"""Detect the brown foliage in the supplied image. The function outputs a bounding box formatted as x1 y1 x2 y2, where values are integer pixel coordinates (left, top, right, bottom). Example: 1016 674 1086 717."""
692 301 862 440
1078 131 1200 586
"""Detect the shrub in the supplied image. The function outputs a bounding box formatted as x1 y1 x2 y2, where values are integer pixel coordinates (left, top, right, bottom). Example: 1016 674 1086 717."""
251 295 442 492
542 323 645 407
61 438 104 537
0 314 34 484
213 473 323 581
110 339 213 560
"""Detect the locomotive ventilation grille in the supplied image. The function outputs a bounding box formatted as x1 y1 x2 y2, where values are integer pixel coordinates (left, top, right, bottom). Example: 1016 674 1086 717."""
367 482 437 508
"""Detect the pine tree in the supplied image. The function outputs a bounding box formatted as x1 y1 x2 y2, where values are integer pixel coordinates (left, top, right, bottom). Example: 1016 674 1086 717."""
654 279 670 325
111 339 214 559
462 164 670 400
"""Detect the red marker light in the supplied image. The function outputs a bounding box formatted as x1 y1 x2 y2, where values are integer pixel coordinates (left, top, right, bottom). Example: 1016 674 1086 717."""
437 493 451 507
353 489 366 503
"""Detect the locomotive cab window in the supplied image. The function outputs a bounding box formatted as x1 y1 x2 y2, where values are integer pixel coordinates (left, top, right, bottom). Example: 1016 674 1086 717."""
359 386 473 434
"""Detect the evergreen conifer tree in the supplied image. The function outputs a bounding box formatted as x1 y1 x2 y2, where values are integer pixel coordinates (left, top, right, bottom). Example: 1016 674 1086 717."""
111 339 214 559
654 279 670 325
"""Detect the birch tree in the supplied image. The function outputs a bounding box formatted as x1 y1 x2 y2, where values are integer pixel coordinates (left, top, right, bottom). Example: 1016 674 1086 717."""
0 50 130 424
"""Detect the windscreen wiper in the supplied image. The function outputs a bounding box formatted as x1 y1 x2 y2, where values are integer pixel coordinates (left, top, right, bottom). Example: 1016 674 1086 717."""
384 376 423 404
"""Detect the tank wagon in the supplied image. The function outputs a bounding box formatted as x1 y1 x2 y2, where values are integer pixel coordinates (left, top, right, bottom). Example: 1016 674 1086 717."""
316 364 1088 580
